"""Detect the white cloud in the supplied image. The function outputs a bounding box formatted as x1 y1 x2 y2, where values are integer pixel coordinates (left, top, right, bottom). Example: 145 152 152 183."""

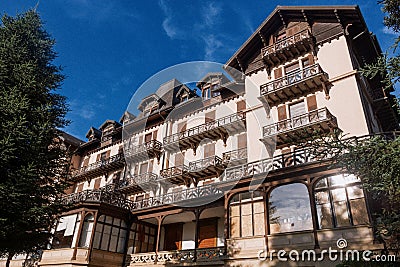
158 0 182 39
383 26 397 36
202 2 221 28
203 34 223 61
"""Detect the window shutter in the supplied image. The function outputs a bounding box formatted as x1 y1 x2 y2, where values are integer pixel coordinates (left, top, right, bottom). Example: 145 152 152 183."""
307 95 318 111
238 133 247 149
140 162 148 174
175 152 185 166
96 154 101 161
277 105 287 121
205 111 215 123
145 133 152 143
83 157 89 167
268 35 274 45
152 130 158 140
274 68 283 79
204 143 215 158
236 100 246 112
307 54 315 65
94 178 101 189
106 150 111 159
198 219 217 248
138 135 143 145
286 27 294 36
148 160 153 173
77 183 84 192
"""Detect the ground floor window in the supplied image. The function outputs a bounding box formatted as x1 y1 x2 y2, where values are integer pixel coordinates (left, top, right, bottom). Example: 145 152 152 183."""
53 213 80 249
314 174 369 229
229 191 265 238
93 215 128 253
269 183 313 234
127 222 156 253
79 214 94 248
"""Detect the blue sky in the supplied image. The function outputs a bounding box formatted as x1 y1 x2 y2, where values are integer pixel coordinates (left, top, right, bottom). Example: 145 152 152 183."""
0 0 398 140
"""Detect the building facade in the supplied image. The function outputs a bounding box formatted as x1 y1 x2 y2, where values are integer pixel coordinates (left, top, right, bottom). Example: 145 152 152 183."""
33 5 398 267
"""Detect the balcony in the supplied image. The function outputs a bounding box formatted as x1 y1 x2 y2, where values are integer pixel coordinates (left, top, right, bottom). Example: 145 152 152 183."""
261 29 313 66
261 107 338 148
159 165 191 186
125 140 162 163
260 64 329 106
222 147 247 166
223 147 331 181
188 156 225 183
71 153 125 180
163 112 246 153
129 247 225 265
117 172 159 193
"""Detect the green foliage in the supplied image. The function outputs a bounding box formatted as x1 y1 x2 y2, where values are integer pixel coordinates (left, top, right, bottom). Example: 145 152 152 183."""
308 131 400 255
0 10 69 259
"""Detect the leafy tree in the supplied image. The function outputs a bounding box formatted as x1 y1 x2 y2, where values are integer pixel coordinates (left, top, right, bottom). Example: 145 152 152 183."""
0 10 69 266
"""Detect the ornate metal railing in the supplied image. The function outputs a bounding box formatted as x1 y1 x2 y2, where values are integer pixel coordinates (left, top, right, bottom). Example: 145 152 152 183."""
129 247 226 264
223 147 329 181
163 112 246 145
117 172 158 188
160 165 189 179
126 184 223 211
188 156 223 172
124 140 162 157
222 148 247 163
260 64 326 96
71 153 124 176
263 108 336 137
262 29 311 56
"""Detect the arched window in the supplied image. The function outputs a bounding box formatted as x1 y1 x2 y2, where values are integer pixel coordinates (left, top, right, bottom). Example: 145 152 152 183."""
314 174 369 229
269 183 313 234
79 214 94 248
229 191 265 238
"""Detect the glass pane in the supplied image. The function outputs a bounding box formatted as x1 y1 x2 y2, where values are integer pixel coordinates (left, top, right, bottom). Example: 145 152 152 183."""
315 191 329 204
253 213 265 236
344 174 360 184
231 194 240 203
98 215 105 222
230 205 240 217
315 178 327 189
230 217 240 238
331 188 347 202
93 223 103 249
316 204 333 229
269 183 313 234
105 216 113 224
347 185 364 200
109 227 119 252
334 201 351 227
241 214 253 237
241 203 252 216
253 201 264 213
329 174 346 186
114 218 121 227
350 199 369 225
101 225 111 250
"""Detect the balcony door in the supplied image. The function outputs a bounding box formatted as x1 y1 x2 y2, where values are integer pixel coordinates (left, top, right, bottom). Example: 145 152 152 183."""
198 219 217 248
289 101 307 128
164 223 183 250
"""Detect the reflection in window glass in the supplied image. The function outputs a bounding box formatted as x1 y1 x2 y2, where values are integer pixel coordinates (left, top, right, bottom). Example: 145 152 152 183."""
314 174 368 229
79 214 94 248
93 215 128 253
269 183 313 234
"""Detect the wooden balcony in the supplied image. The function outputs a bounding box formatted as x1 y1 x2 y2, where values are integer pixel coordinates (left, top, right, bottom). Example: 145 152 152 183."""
163 112 246 154
159 165 191 186
260 63 329 106
223 147 331 182
188 156 225 182
117 172 158 193
125 140 162 163
71 153 125 180
261 108 338 148
261 29 313 66
222 147 247 166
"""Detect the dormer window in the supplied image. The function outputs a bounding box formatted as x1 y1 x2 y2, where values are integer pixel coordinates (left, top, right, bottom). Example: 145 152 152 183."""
180 93 189 103
202 86 211 100
143 101 158 117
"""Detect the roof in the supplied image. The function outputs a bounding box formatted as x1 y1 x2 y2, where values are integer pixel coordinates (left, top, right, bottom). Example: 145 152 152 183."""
225 5 367 70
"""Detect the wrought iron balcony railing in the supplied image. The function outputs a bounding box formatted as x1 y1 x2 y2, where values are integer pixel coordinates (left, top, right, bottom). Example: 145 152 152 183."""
117 172 158 192
124 140 162 163
262 107 337 143
188 156 223 172
71 153 124 178
130 247 226 264
262 29 311 57
163 112 246 152
222 148 247 165
223 147 329 181
260 64 328 104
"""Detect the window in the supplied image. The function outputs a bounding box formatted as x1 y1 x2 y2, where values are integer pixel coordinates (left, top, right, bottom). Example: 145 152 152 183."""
269 183 313 234
180 93 189 103
203 143 215 158
202 86 211 100
93 215 128 253
314 174 369 229
127 222 156 253
53 213 80 249
198 219 217 248
229 191 265 238
164 223 183 250
79 214 94 248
